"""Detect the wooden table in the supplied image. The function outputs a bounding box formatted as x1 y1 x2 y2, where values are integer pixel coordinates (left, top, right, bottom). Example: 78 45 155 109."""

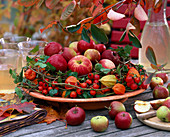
4 74 170 137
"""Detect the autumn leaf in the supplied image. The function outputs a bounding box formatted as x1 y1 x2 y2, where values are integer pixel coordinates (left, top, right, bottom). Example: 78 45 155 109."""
134 4 148 21
153 0 162 13
1 93 16 102
17 0 40 7
93 0 104 6
80 0 92 8
107 9 125 21
45 0 60 9
0 102 36 117
40 20 58 33
60 0 76 20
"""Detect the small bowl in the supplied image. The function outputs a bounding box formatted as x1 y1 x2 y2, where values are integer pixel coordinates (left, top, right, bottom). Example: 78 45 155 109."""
23 88 145 110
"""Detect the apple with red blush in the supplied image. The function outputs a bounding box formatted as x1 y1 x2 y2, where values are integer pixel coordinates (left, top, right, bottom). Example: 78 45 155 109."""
69 41 78 52
44 42 63 56
115 112 133 129
156 73 168 83
62 47 77 62
84 49 100 63
152 85 169 99
91 116 109 132
46 54 67 72
65 106 86 126
99 59 115 69
150 77 164 90
68 55 93 76
94 44 106 53
77 40 95 53
162 97 170 108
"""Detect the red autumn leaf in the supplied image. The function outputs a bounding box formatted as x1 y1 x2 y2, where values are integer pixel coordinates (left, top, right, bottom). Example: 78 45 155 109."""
153 0 162 13
17 0 40 7
93 0 104 6
76 17 94 34
39 105 68 124
0 102 36 117
80 0 92 8
40 21 58 33
45 0 60 9
145 0 154 9
92 4 103 17
60 0 77 20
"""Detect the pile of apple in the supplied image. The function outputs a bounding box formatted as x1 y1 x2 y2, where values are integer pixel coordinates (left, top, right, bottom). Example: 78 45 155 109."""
65 101 133 132
134 73 170 123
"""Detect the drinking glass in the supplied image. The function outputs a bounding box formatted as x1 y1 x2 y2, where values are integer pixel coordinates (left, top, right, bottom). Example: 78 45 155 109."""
0 49 19 94
18 40 47 67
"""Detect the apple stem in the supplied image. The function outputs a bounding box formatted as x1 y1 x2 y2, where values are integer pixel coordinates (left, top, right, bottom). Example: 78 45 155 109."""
104 106 111 110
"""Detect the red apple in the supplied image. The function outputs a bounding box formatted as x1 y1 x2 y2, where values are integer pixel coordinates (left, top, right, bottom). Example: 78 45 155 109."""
65 107 86 126
150 99 165 110
44 42 63 56
94 44 106 53
101 50 121 66
46 54 67 72
62 47 77 62
91 116 109 132
77 40 94 53
68 55 93 76
69 41 78 52
115 112 133 129
84 49 100 63
99 59 115 69
108 101 126 119
153 85 169 99
150 77 164 90
156 73 168 83
162 97 170 108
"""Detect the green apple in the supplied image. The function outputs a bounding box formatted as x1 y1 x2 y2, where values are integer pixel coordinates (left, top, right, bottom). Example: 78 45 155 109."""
150 77 164 90
91 116 109 132
69 41 78 52
156 106 170 122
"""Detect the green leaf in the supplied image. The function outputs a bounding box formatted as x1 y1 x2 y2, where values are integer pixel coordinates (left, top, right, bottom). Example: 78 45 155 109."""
49 89 58 97
58 77 62 83
26 56 35 63
81 28 90 43
144 72 155 84
9 69 17 79
21 99 28 103
68 72 78 78
128 31 142 48
46 62 56 72
91 24 108 44
100 68 111 74
82 92 88 99
67 24 81 33
145 46 157 65
19 68 23 82
34 62 47 68
119 31 126 42
65 90 71 97
29 45 39 53
124 45 133 54
15 87 23 99
95 63 102 71
96 94 106 97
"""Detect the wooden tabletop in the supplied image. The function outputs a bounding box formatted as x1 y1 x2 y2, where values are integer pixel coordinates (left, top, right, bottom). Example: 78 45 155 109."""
4 74 170 137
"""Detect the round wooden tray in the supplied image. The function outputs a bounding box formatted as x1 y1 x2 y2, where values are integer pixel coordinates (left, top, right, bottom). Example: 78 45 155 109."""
24 88 145 110
136 100 170 131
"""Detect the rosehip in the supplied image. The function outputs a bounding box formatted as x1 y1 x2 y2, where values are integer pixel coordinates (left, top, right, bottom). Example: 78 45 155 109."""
48 87 53 92
94 74 100 80
43 83 49 89
42 89 48 95
39 81 43 86
86 79 92 85
130 83 138 90
81 83 87 88
88 73 94 80
76 88 83 95
70 91 77 98
44 78 49 83
93 80 99 84
38 86 43 91
134 77 140 83
125 76 133 83
92 83 100 89
90 90 96 96
102 88 111 93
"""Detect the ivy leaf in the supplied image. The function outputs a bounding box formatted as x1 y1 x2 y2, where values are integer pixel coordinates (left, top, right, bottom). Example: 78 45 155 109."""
46 62 56 72
15 87 23 99
91 24 108 44
119 31 126 42
34 62 47 68
128 31 142 48
95 63 103 71
45 0 60 9
100 68 111 74
66 24 81 33
60 0 76 20
81 28 90 43
29 45 39 53
146 46 157 66
68 72 78 78
49 89 58 97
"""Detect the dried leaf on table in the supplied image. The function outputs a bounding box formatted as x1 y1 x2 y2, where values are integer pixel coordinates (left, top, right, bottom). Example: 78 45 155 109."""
1 93 16 102
0 102 36 117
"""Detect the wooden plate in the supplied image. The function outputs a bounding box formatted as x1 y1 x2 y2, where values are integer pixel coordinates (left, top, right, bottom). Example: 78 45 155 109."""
23 88 145 110
136 100 170 131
